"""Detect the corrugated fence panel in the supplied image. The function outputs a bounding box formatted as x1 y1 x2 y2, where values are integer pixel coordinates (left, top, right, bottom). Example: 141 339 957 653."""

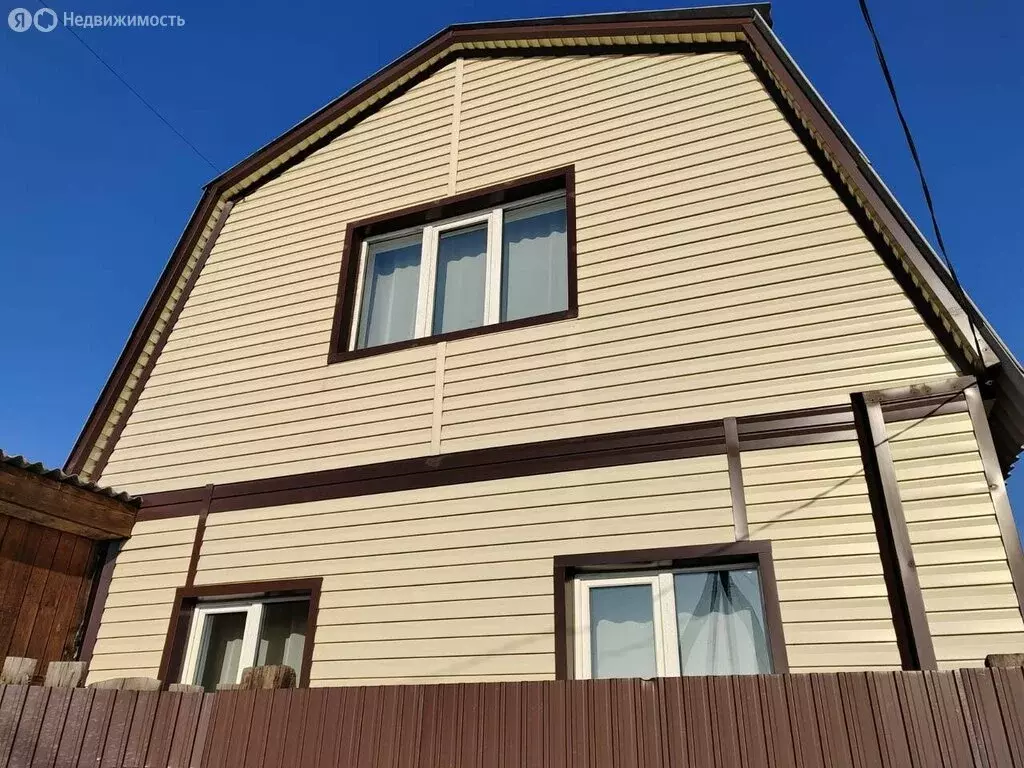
889 411 1024 669
0 671 1021 766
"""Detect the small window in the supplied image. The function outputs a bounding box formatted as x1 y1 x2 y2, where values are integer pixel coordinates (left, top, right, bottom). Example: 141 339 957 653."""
574 565 773 679
329 167 576 362
349 192 567 351
180 597 310 690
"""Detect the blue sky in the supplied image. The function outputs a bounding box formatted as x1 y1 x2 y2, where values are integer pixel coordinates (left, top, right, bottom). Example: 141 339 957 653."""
1 0 1021 512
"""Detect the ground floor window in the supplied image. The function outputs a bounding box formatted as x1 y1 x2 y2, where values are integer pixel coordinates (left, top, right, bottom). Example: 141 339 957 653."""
181 597 310 690
159 578 321 691
556 542 787 680
574 566 771 679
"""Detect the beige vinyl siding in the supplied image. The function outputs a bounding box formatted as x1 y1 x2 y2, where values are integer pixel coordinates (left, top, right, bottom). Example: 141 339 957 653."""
193 455 733 686
97 65 458 493
443 52 954 451
98 50 955 494
741 441 902 672
888 411 1024 668
86 515 199 684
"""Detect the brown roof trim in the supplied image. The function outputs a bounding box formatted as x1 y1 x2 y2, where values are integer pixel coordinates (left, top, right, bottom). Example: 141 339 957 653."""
203 7 768 194
65 193 221 476
742 12 1024 469
67 200 234 480
135 396 952 520
66 5 1024 482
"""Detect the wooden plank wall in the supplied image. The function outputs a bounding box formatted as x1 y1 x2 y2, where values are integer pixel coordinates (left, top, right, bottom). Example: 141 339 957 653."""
0 514 98 672
0 670 1022 767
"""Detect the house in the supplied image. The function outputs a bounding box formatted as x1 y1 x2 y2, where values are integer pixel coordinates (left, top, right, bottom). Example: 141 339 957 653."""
0 451 137 681
63 4 1024 691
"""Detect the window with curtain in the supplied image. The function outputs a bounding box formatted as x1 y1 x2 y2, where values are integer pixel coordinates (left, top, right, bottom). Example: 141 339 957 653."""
574 565 772 679
180 597 311 691
349 190 568 351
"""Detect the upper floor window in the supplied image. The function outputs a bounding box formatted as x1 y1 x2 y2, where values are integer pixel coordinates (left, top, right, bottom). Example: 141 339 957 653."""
329 167 576 362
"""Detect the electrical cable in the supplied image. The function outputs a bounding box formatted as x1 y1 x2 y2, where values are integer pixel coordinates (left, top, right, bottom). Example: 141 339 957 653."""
31 0 220 173
857 0 985 364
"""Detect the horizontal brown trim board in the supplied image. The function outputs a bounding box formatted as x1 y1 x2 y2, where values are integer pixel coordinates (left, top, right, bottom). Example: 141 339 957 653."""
157 577 322 689
142 418 727 519
553 541 788 679
136 393 969 520
328 166 578 364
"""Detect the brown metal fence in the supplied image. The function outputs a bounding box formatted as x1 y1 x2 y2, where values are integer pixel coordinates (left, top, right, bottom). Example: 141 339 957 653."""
1 669 1023 767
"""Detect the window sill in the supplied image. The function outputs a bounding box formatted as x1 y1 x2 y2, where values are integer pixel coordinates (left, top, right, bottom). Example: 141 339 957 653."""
327 308 577 364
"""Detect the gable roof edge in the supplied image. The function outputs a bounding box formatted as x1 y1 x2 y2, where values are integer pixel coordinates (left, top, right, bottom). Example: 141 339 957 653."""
744 12 1024 472
65 5 1024 481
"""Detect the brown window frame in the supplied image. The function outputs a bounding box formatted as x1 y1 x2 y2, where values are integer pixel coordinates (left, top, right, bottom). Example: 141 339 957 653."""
157 577 322 689
327 166 578 363
553 541 789 679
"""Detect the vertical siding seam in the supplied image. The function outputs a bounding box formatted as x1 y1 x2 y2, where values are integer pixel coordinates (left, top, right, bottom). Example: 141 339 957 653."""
431 342 447 455
724 417 748 540
446 58 464 195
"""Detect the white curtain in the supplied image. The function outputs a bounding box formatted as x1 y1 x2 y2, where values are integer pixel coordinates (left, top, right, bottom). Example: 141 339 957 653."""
501 204 567 322
673 569 771 675
256 600 308 675
433 225 486 334
358 238 421 348
199 612 246 690
589 584 657 679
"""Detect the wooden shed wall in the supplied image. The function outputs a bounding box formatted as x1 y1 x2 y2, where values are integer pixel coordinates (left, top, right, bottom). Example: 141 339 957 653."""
0 514 98 672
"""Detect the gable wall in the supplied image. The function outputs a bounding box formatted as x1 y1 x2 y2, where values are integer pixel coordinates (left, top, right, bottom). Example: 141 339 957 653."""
97 52 954 494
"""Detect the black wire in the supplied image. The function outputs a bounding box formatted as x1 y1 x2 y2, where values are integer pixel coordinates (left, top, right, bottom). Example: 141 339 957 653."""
857 0 984 364
33 2 220 173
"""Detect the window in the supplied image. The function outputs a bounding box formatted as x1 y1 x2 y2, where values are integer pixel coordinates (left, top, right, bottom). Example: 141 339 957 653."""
160 579 321 691
575 566 772 679
180 597 310 690
330 167 576 361
555 543 787 680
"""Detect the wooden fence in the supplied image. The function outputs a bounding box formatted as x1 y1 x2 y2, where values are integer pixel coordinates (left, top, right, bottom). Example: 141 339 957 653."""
1 669 1023 767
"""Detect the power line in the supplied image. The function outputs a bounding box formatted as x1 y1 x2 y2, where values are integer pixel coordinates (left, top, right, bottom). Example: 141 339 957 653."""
857 0 984 365
33 1 220 173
